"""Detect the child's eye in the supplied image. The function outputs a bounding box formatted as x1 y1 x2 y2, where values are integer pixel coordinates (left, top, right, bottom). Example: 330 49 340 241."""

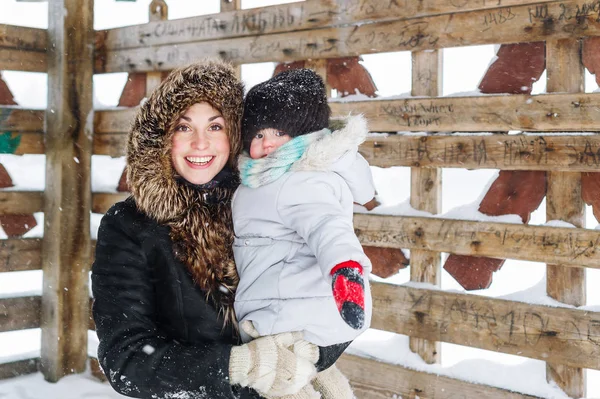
275 131 287 137
254 133 264 139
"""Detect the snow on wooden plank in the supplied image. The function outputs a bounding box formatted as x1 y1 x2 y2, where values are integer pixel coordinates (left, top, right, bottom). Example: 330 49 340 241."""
95 0 600 73
338 353 540 399
0 296 40 333
369 283 600 371
0 358 39 381
99 0 561 52
353 214 600 268
331 93 600 132
359 134 600 172
0 239 42 273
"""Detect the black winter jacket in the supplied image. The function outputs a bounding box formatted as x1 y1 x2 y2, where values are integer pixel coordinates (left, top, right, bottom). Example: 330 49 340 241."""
92 198 260 399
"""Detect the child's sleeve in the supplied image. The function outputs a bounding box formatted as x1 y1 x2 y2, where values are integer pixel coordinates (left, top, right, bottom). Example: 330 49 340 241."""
276 173 371 278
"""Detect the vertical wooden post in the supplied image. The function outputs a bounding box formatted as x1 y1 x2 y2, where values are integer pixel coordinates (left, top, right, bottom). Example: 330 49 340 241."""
41 0 93 382
305 59 331 97
220 0 242 79
409 50 442 364
147 0 168 96
545 38 586 399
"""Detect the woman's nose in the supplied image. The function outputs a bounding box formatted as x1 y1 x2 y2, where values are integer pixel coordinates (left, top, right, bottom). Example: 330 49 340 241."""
191 132 209 150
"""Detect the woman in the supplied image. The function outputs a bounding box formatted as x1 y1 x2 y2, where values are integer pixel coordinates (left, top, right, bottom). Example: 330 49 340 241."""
91 61 343 399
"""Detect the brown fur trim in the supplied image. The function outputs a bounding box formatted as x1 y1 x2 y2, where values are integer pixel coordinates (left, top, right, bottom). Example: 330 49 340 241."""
126 60 244 328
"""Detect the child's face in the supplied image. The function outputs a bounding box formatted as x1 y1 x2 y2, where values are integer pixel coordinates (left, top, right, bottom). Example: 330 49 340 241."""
249 128 291 159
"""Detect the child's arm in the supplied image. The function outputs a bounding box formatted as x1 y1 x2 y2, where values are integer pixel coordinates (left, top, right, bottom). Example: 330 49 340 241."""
277 173 371 330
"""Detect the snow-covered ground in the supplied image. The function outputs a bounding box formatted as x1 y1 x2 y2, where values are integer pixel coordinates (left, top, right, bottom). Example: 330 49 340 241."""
1 0 600 398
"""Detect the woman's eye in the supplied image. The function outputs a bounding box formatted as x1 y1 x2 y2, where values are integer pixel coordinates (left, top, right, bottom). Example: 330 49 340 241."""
175 124 190 132
208 124 223 131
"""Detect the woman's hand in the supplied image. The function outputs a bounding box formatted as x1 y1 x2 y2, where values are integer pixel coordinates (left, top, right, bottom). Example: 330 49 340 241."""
229 324 319 397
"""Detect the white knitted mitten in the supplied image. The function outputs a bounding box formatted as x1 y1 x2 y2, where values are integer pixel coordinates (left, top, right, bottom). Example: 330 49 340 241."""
264 383 322 399
229 322 319 397
311 365 355 399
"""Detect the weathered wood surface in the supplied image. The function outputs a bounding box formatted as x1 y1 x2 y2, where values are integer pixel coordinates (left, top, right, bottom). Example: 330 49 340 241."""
0 25 47 72
0 358 39 381
370 282 600 370
0 296 41 333
0 108 44 132
409 49 442 365
330 93 600 132
96 0 600 73
0 192 43 214
41 0 94 382
100 0 562 52
354 214 600 268
95 130 600 170
0 239 42 272
359 133 600 171
545 37 586 398
92 193 129 214
96 92 600 135
338 353 540 399
88 357 106 382
0 24 47 51
94 108 135 134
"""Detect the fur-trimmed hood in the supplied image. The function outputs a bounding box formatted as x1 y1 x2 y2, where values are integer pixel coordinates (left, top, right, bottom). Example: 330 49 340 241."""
292 114 368 172
127 60 244 222
126 60 244 329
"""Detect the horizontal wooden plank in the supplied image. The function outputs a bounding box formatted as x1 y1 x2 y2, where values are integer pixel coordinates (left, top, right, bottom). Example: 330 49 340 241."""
100 0 561 51
0 239 42 272
94 108 135 134
331 93 600 132
0 24 47 51
354 215 600 268
93 132 127 157
96 0 600 72
338 353 539 399
360 133 600 171
0 132 44 155
0 48 47 73
0 108 44 132
92 193 129 214
371 283 600 370
0 296 40 333
0 192 43 214
0 358 39 380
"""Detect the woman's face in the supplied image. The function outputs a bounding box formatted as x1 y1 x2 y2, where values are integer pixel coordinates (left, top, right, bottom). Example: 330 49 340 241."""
171 102 230 185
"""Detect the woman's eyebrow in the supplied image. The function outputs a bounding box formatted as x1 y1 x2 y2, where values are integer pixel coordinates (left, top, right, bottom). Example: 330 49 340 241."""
179 114 222 122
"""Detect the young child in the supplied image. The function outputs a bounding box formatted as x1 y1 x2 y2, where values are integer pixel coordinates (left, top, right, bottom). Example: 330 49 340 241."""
232 69 375 397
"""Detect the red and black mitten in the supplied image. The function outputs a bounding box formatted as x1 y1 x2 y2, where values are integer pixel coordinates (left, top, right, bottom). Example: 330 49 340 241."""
331 261 365 330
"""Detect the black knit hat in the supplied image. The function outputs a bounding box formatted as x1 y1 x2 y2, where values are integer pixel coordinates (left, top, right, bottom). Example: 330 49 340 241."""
242 68 331 151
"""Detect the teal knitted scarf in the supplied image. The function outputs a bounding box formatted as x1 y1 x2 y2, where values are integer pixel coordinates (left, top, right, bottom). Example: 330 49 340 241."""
239 128 331 188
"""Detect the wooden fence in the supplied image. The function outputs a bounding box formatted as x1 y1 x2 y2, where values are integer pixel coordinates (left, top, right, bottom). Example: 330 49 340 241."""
1 0 600 397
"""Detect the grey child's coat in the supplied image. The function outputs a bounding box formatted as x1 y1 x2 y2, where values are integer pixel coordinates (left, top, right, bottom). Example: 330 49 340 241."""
232 115 374 346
